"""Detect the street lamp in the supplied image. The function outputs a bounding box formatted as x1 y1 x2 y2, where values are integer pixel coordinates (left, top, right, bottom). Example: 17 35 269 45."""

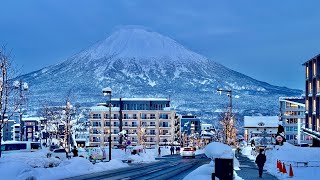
102 87 112 161
14 80 28 141
217 89 233 144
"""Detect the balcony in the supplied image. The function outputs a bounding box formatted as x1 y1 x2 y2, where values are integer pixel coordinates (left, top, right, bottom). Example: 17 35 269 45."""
159 125 171 128
146 125 156 128
159 133 171 136
128 133 138 136
123 125 138 128
145 133 156 136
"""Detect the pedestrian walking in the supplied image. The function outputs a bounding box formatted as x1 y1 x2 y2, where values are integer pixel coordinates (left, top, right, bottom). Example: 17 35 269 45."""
158 147 161 156
170 146 174 155
72 146 78 157
255 149 266 178
175 146 179 154
251 139 255 147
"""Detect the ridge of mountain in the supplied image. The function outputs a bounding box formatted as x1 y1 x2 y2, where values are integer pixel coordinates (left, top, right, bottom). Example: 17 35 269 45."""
19 27 302 120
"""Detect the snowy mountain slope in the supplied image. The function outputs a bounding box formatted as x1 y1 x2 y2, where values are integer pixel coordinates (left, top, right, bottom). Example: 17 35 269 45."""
19 27 301 118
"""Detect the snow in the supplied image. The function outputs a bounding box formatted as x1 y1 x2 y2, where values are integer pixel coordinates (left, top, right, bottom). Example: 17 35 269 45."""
79 27 208 64
244 116 279 127
241 143 320 179
0 147 163 180
204 142 233 160
184 141 316 180
0 144 188 180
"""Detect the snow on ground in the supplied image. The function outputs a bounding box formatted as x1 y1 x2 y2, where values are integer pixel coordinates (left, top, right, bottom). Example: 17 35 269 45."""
241 143 320 179
245 143 320 180
0 145 185 180
184 142 242 180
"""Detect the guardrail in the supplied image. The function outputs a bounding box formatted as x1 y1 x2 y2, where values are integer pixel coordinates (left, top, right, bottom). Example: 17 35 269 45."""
279 160 320 167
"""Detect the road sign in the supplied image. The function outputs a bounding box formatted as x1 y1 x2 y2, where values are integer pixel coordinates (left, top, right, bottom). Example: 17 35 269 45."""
127 140 131 145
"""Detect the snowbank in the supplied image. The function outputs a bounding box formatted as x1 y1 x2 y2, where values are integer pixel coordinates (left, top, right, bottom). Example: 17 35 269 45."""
0 150 129 180
242 143 320 180
204 142 233 159
184 160 243 180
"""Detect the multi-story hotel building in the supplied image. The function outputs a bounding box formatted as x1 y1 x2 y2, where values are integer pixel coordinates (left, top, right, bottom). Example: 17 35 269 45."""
89 98 179 147
279 97 311 144
303 55 320 146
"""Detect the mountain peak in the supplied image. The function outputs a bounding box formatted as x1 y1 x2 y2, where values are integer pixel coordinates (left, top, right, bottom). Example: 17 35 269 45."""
78 27 206 62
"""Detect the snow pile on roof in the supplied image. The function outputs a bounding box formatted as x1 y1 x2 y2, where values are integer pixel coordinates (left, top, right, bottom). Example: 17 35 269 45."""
244 116 279 127
204 142 233 160
90 105 120 112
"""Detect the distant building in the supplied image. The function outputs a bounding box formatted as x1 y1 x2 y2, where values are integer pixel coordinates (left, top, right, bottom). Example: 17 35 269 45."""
180 115 201 135
243 116 278 142
279 97 312 144
89 98 178 147
201 123 214 131
12 124 20 141
180 115 201 147
303 55 320 146
200 123 216 145
21 117 44 141
1 120 15 141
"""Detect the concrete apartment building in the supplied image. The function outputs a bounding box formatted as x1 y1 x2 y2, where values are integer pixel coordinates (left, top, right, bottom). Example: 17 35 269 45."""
89 98 178 147
1 120 15 141
279 97 311 144
303 55 320 146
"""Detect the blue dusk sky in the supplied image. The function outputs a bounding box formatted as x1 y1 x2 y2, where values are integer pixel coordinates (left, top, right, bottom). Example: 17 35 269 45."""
1 0 320 90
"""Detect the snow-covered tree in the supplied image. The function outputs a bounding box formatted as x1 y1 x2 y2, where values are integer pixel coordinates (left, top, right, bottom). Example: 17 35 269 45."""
0 46 20 158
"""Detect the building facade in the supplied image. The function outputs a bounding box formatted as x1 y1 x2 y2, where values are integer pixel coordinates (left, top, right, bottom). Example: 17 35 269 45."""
279 97 311 144
303 55 320 146
243 116 278 143
180 115 201 147
89 98 178 147
1 120 15 141
21 117 44 141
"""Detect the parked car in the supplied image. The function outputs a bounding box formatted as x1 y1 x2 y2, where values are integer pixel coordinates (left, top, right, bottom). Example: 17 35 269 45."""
181 147 195 158
1 141 41 154
48 148 70 160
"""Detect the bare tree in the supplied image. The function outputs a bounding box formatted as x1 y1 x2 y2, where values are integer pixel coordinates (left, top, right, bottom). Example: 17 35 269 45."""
0 46 19 158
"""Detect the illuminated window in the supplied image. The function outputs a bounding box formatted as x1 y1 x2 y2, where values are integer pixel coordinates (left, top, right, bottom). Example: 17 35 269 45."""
313 99 316 112
306 66 309 78
306 99 309 109
309 117 312 128
314 62 316 76
309 82 312 93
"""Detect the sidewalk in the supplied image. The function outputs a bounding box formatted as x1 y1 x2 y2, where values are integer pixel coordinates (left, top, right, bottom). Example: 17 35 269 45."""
236 153 278 180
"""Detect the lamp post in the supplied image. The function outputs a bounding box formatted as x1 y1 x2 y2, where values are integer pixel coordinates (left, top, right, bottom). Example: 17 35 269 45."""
102 87 112 161
217 89 233 144
14 80 28 141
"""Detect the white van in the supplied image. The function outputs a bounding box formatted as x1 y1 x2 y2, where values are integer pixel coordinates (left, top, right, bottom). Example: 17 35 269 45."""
1 141 41 153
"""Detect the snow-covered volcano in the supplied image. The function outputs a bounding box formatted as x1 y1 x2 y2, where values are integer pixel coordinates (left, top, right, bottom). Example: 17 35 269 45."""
19 27 301 118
